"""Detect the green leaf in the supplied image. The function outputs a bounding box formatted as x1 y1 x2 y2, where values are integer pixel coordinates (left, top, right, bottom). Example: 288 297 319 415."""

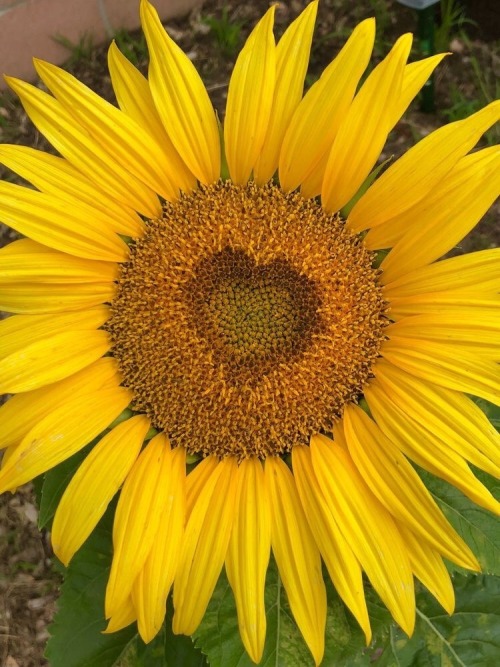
420 470 500 575
194 559 394 667
376 574 500 667
473 397 500 431
45 505 137 667
340 157 392 218
38 443 92 528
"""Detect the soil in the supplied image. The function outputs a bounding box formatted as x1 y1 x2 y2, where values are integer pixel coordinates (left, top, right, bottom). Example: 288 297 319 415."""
0 0 498 665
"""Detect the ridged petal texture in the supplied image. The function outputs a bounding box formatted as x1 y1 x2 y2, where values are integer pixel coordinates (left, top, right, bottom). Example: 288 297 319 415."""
173 457 238 635
279 18 375 194
321 33 413 212
133 446 186 642
106 434 174 618
52 415 151 566
253 1 318 184
225 458 271 663
224 6 276 184
140 0 220 183
311 433 415 635
265 456 326 666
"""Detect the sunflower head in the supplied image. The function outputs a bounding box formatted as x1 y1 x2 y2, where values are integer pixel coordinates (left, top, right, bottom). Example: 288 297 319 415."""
0 0 499 665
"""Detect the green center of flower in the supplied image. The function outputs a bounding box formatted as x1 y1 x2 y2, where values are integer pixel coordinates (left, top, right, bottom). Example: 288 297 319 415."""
106 181 388 459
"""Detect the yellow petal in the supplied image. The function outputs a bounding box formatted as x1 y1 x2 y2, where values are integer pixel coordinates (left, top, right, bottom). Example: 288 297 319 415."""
389 53 448 129
384 248 500 297
322 34 412 213
385 311 500 358
106 433 173 617
398 525 455 615
35 58 182 202
370 360 500 477
108 42 196 195
0 281 116 315
343 404 479 571
0 357 121 452
311 432 415 635
0 329 110 394
5 76 161 218
0 357 121 449
185 455 219 519
380 147 500 281
173 457 238 635
381 337 500 405
387 292 499 320
140 0 220 183
364 377 500 514
225 458 271 663
0 239 118 284
103 598 136 633
0 306 109 358
265 456 326 666
225 7 276 184
133 446 186 643
292 445 371 644
52 415 150 566
0 145 144 237
279 18 375 193
0 385 132 493
348 100 500 232
0 181 128 262
253 1 318 185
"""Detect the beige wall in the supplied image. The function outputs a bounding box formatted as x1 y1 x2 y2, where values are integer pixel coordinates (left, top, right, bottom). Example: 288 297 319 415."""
0 0 201 89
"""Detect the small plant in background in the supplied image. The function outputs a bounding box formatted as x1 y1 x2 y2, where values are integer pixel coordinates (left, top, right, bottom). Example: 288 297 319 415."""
435 0 473 51
52 33 95 67
113 28 148 67
203 5 245 57
443 47 500 145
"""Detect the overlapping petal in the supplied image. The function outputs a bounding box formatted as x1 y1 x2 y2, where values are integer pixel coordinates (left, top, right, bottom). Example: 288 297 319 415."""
322 33 412 212
133 446 186 642
365 378 500 514
0 145 144 237
108 41 196 194
140 0 220 183
225 458 271 663
348 100 500 232
5 76 161 217
279 18 375 193
52 415 151 566
0 385 131 493
265 456 326 666
343 404 479 570
105 434 174 618
253 1 317 185
380 147 500 280
292 445 371 643
173 457 238 635
0 357 121 449
311 433 415 635
0 180 128 261
224 7 276 184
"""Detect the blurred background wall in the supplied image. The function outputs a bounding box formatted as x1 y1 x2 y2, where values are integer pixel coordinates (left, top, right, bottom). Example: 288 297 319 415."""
0 0 202 89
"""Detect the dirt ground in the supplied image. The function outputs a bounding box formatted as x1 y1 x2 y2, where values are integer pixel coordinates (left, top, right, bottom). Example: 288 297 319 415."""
0 0 499 665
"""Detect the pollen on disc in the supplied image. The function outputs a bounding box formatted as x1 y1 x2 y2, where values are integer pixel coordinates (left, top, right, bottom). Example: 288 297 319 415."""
107 181 388 459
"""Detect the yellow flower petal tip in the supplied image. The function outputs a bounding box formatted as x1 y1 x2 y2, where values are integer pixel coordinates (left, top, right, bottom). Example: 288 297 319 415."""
1 2 499 662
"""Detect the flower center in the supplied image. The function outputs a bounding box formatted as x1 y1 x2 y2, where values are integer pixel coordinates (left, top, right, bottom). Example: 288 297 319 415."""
107 182 388 459
184 248 321 373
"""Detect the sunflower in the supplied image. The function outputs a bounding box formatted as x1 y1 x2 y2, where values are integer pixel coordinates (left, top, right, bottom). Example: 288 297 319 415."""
0 0 499 663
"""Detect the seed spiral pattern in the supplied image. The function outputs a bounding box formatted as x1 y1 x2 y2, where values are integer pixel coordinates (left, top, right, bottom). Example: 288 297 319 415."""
107 181 388 458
